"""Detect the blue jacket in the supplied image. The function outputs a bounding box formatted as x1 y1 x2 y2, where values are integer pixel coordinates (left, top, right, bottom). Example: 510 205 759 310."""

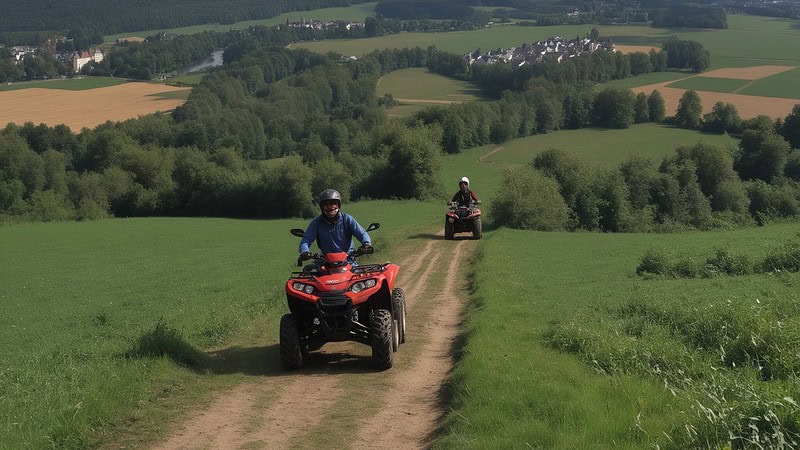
299 213 371 255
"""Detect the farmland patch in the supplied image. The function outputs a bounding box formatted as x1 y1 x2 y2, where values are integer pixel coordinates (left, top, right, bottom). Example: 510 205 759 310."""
477 123 739 167
631 66 800 119
666 76 750 94
739 66 800 100
0 82 191 131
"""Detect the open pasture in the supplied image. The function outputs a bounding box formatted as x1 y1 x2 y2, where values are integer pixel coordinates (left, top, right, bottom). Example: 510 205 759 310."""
476 123 739 167
377 67 486 107
739 66 800 100
0 82 190 131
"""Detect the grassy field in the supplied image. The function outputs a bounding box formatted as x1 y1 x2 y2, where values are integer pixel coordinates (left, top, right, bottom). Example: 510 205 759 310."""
435 224 800 448
377 67 486 102
167 74 205 87
740 66 800 100
597 71 691 90
0 199 440 448
475 123 739 167
0 77 128 91
665 76 750 93
103 3 378 42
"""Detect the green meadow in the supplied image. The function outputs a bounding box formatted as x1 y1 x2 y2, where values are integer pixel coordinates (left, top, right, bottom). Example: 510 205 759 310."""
0 77 128 91
0 199 440 448
740 66 800 100
475 123 739 168
167 74 205 87
377 67 487 102
666 76 750 93
596 71 690 90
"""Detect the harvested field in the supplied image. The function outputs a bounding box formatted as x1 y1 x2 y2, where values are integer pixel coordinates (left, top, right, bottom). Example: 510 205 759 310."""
632 65 800 118
631 80 798 119
615 45 659 54
0 82 190 131
698 65 796 80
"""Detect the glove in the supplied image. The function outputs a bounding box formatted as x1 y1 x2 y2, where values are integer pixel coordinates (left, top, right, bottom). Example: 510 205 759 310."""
362 244 374 254
299 251 312 261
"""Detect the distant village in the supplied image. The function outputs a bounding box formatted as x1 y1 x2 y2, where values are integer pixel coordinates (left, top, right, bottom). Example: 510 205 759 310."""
8 38 105 73
464 36 616 67
283 17 364 31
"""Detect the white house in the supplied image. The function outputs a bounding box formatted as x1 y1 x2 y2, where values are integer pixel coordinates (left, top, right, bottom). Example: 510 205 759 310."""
72 49 104 72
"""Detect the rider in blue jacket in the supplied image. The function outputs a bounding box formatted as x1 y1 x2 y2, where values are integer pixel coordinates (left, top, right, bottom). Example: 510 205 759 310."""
299 189 372 262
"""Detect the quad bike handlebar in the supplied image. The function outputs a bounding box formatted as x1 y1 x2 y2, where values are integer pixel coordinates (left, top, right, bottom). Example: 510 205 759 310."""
296 245 373 267
448 200 481 209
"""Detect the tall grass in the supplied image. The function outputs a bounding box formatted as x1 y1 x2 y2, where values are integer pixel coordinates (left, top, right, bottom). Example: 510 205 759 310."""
435 223 800 448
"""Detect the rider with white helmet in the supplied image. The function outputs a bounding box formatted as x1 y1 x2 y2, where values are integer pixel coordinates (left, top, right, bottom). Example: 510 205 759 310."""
451 176 479 207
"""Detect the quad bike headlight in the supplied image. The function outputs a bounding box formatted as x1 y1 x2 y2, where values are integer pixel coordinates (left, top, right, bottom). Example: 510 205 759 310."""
349 278 377 293
292 282 315 294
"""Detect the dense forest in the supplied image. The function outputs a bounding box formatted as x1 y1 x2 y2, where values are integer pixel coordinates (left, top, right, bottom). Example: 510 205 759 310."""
2 21 799 231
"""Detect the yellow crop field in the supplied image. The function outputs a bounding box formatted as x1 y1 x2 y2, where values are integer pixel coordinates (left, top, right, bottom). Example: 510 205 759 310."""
0 82 191 131
632 65 800 118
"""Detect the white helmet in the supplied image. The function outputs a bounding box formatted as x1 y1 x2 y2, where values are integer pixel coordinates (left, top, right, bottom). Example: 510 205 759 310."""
459 176 470 186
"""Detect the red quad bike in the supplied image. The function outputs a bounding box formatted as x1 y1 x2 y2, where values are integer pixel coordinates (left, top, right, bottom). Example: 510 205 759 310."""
444 201 482 240
281 223 407 370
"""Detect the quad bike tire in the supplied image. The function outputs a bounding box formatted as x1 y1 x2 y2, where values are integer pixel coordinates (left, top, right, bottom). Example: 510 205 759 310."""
370 309 394 370
280 314 303 370
444 220 454 240
392 287 407 344
473 217 482 240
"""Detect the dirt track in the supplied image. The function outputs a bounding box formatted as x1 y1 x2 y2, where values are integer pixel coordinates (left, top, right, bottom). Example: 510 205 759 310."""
153 234 472 449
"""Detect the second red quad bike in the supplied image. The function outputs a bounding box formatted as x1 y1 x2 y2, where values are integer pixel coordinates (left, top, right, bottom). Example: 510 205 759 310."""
444 201 482 240
281 223 406 370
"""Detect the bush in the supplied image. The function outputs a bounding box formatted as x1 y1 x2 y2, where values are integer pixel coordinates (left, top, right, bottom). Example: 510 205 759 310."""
760 241 800 273
126 320 206 367
490 165 569 230
746 180 800 223
636 249 670 276
704 247 753 276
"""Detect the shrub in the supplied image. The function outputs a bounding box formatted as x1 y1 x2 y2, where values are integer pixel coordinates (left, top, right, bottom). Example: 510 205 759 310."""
490 165 569 230
704 247 753 276
636 249 670 276
672 255 700 278
746 180 800 223
760 240 800 273
126 320 206 367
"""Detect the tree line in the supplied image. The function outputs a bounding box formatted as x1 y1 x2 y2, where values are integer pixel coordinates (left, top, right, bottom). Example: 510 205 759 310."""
492 112 800 233
2 26 799 229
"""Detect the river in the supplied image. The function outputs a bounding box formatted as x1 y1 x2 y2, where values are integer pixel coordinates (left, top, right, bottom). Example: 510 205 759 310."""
178 49 225 74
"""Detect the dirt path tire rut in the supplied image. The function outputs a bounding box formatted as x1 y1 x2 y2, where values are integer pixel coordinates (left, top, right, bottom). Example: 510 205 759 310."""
153 236 472 449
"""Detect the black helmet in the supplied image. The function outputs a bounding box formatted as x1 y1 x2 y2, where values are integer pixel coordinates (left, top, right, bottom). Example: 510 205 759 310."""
318 189 342 208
